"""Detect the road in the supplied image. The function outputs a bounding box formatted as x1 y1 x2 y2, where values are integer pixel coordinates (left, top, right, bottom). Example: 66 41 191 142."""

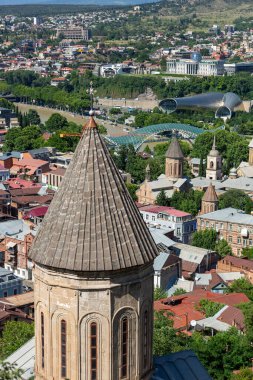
97 97 158 110
15 103 130 137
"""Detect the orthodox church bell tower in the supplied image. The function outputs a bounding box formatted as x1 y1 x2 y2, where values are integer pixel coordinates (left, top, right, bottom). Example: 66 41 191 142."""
29 113 158 380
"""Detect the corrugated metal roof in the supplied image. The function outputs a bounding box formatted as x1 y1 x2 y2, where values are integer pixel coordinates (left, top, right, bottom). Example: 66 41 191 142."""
154 252 170 271
152 350 212 380
198 207 253 225
4 337 35 380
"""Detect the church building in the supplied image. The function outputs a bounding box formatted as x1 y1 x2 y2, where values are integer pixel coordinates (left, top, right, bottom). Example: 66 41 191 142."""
205 136 222 181
29 114 158 380
200 182 219 215
137 138 189 204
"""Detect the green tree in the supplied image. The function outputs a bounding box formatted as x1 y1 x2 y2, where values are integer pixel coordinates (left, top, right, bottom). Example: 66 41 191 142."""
219 190 253 214
154 287 168 300
126 183 139 201
27 109 41 125
3 125 43 152
155 190 170 206
97 124 107 135
241 247 253 260
0 362 23 380
170 189 203 216
231 368 253 380
144 145 152 154
153 311 190 356
190 328 253 380
173 288 187 296
192 229 217 250
227 278 253 301
196 299 224 318
45 113 68 132
215 239 232 258
0 321 34 360
238 301 253 343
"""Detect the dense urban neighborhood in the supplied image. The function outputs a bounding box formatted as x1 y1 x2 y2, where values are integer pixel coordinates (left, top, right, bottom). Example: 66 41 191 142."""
0 0 253 379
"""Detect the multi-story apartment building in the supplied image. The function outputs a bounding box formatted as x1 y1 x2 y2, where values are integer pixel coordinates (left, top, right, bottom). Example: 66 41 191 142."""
217 255 253 283
139 205 196 244
56 27 91 41
0 267 23 298
197 207 253 256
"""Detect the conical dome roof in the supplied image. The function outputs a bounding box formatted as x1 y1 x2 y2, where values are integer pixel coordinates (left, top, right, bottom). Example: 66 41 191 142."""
209 136 220 157
166 138 184 159
29 117 158 272
202 183 218 203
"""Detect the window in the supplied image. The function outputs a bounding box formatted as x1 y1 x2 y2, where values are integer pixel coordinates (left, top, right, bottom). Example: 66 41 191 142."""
243 239 247 247
229 224 233 231
206 221 209 228
152 216 155 221
143 311 148 369
249 239 253 246
237 237 241 244
3 291 7 297
90 322 97 380
145 215 149 220
61 320 67 378
220 223 223 230
41 312 45 369
228 236 232 243
121 317 128 379
13 288 17 295
176 228 181 236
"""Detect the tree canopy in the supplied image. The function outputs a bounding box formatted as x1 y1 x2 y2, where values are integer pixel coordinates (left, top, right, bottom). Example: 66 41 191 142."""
219 189 253 214
227 278 253 302
0 321 34 360
0 362 23 380
192 229 217 250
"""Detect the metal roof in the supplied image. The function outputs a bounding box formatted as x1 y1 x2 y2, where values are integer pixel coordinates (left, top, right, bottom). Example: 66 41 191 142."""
154 251 170 271
105 122 209 150
4 337 35 380
197 207 253 225
152 350 212 380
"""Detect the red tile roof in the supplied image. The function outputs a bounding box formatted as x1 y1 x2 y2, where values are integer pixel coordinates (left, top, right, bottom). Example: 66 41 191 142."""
139 205 191 217
218 306 245 330
221 255 253 271
23 206 48 219
154 289 249 331
7 178 41 190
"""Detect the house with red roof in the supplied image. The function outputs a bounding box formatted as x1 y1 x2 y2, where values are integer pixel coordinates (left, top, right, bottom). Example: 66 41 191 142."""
217 255 253 284
23 206 48 225
139 205 196 243
10 157 50 182
154 289 249 332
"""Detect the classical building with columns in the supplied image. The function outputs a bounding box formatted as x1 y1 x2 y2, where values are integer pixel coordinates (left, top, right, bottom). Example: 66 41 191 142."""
29 115 158 380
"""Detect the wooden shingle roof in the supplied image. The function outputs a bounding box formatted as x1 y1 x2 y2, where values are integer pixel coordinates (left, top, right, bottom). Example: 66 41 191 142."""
29 117 158 272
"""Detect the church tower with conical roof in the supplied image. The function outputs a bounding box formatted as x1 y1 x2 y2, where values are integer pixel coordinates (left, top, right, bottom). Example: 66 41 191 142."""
206 136 222 180
29 114 158 380
165 137 184 179
201 183 218 214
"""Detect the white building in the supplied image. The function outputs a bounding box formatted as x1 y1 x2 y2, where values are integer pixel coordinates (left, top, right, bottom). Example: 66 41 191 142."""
166 58 225 76
139 205 196 244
